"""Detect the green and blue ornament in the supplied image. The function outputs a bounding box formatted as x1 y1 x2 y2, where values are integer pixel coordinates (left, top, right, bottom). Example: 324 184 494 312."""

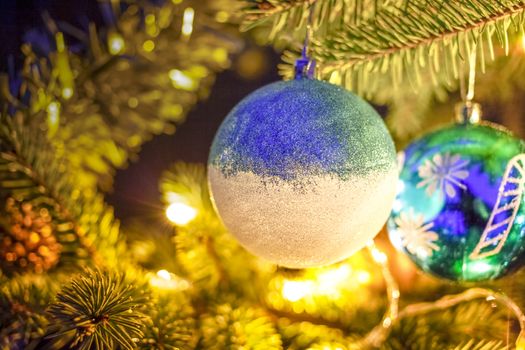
208 54 398 268
388 102 525 281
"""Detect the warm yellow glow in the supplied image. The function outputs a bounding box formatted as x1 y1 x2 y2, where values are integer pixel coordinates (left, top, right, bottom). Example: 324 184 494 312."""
47 102 60 125
46 101 60 137
356 270 371 284
329 71 342 85
143 39 155 52
127 97 139 108
169 69 197 91
181 8 195 37
157 269 172 281
521 35 525 51
145 14 156 25
188 65 207 78
468 260 493 274
212 48 228 63
55 32 66 52
215 11 229 23
108 32 125 55
282 280 313 302
166 202 198 225
369 244 387 264
54 32 74 95
316 264 351 295
149 270 191 290
62 87 73 99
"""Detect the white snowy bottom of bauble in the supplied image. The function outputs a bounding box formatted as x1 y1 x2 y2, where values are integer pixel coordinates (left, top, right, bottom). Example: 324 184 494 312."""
208 167 398 268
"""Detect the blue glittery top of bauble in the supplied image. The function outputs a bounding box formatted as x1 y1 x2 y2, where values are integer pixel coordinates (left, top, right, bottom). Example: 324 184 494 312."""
209 79 396 181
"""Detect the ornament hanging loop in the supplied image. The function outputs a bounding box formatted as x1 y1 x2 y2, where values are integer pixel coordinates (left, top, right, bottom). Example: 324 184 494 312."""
294 2 317 79
455 46 481 124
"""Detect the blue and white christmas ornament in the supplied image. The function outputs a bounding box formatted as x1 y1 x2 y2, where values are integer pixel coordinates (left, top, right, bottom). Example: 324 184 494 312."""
208 77 398 268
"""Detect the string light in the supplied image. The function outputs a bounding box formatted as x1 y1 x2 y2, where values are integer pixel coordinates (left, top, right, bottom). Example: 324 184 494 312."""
46 101 60 137
108 31 125 55
62 87 73 99
356 270 371 284
282 280 313 302
157 269 171 280
149 269 190 290
181 8 195 38
169 69 197 91
316 264 351 296
166 202 197 225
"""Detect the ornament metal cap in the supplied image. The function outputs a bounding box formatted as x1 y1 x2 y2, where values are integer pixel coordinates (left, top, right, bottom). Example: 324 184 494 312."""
455 101 482 125
294 56 316 79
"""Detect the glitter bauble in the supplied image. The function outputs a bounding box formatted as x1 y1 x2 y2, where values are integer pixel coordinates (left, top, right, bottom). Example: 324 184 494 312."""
208 78 398 268
388 123 525 281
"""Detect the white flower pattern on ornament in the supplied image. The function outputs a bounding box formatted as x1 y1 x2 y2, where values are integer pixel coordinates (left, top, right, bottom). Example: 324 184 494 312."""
394 210 440 258
417 153 469 198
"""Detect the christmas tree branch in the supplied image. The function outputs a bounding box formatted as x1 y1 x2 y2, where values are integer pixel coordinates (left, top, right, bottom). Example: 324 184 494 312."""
397 288 525 347
309 0 525 95
160 163 261 299
46 269 148 350
0 112 123 273
0 274 60 349
242 0 393 43
14 0 242 191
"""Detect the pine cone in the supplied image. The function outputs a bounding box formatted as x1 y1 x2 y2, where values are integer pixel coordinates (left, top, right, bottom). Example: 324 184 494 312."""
0 198 61 274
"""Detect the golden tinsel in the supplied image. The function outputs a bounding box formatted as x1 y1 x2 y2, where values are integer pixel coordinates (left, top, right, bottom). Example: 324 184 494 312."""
0 198 61 274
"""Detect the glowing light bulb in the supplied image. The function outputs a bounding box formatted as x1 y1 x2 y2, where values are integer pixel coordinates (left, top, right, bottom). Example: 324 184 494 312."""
46 101 60 136
108 32 125 55
370 247 387 264
157 269 171 281
169 69 197 91
356 270 371 284
149 269 191 290
166 202 198 225
62 87 73 99
282 280 312 302
181 8 194 38
468 260 493 274
316 265 351 295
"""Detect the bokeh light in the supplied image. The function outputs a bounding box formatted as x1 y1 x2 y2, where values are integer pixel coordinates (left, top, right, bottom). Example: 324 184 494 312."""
166 202 197 225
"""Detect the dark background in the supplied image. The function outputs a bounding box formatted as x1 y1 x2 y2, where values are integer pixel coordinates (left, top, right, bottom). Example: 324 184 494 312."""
0 0 280 222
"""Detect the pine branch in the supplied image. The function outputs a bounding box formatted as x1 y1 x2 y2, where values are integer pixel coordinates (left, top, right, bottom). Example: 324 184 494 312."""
241 0 394 44
140 293 197 350
0 112 123 274
159 163 214 216
160 163 263 299
16 0 242 191
199 304 282 349
307 0 525 96
385 302 510 349
46 269 149 350
275 318 357 350
0 274 60 350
